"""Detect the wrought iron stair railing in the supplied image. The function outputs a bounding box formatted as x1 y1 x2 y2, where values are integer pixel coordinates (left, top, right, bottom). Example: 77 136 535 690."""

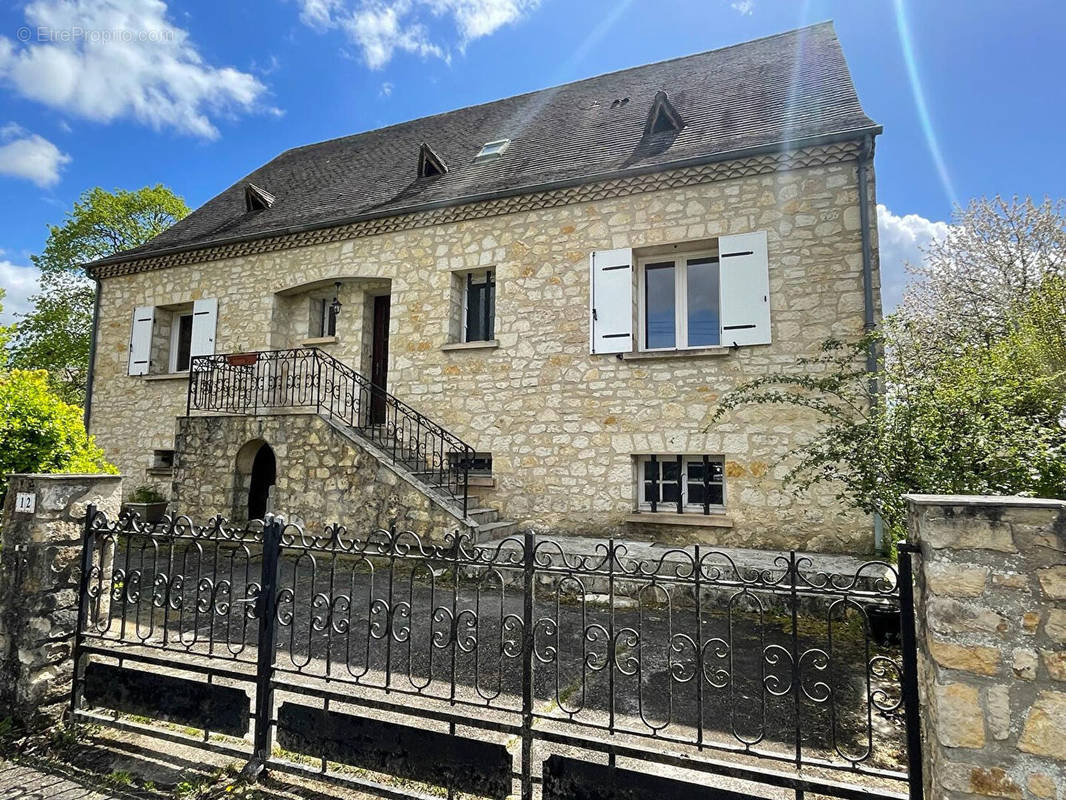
187 348 474 515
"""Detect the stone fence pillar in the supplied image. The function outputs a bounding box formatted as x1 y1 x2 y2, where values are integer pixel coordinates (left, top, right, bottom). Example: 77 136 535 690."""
0 473 122 728
907 494 1066 800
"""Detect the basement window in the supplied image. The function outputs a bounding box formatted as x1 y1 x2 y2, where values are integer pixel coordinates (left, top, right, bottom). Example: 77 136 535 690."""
449 452 492 475
637 455 725 514
474 139 510 160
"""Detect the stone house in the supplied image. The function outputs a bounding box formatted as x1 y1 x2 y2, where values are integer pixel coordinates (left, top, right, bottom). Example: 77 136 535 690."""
84 22 883 553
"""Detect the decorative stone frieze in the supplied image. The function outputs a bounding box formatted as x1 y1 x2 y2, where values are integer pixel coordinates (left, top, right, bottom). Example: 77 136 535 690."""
907 494 1066 800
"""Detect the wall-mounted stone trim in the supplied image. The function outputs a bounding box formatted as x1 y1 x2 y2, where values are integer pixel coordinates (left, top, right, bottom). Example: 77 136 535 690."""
88 140 861 280
907 494 1066 800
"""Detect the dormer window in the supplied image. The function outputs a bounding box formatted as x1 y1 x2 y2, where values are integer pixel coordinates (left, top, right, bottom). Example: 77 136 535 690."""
418 143 448 178
644 90 684 137
245 183 275 212
474 139 510 161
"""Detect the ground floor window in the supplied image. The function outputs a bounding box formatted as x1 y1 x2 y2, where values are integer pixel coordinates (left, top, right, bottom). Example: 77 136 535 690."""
637 455 724 513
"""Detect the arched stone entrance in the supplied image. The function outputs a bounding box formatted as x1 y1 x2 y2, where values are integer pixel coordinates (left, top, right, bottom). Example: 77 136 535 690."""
235 439 276 521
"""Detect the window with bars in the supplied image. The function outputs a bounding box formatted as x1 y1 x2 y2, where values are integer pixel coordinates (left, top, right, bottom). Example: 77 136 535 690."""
637 455 725 514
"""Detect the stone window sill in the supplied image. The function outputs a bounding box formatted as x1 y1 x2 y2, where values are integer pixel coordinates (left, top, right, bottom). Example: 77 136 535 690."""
141 372 189 382
146 467 173 478
302 336 338 346
621 346 731 362
625 512 734 528
442 340 499 352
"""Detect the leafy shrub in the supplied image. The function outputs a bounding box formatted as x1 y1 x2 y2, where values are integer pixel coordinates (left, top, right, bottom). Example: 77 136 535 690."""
128 484 166 504
0 369 116 501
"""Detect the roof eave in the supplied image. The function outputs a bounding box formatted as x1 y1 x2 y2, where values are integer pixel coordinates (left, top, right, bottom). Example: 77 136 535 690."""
86 124 882 274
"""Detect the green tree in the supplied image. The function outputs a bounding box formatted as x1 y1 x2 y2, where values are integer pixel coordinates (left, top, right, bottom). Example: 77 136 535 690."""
714 196 1066 548
0 369 117 502
713 281 1066 545
0 288 12 362
8 185 190 404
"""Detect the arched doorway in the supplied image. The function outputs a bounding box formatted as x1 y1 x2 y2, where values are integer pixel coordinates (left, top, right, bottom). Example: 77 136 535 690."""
235 439 276 521
247 443 276 520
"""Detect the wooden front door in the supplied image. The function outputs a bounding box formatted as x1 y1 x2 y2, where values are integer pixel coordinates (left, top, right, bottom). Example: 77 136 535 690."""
370 295 390 425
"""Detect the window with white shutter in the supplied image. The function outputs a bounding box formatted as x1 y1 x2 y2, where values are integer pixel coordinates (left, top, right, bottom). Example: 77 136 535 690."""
633 231 770 352
718 231 770 347
589 248 633 354
128 306 154 376
190 298 218 359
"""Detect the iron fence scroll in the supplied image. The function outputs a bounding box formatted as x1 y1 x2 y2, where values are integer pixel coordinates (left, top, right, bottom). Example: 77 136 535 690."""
71 508 921 800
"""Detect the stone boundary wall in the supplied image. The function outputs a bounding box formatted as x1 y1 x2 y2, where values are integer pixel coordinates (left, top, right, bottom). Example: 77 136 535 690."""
0 473 122 728
907 494 1066 800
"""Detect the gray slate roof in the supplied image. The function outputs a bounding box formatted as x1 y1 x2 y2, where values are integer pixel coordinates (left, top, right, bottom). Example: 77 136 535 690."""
101 21 878 266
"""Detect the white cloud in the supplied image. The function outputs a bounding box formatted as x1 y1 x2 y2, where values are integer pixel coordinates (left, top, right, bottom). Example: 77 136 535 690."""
343 0 442 70
0 259 42 325
379 80 393 97
0 0 272 139
0 123 71 187
731 0 755 15
876 203 949 312
298 0 539 69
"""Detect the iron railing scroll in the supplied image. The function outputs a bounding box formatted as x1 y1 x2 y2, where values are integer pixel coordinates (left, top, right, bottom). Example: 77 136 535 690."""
70 509 921 800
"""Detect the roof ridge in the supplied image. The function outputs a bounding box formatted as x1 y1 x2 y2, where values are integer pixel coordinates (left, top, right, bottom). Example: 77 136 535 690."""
276 21 838 159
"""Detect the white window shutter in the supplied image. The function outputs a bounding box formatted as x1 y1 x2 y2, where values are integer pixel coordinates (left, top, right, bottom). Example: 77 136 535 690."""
719 231 771 347
190 298 218 358
128 306 154 376
589 248 633 354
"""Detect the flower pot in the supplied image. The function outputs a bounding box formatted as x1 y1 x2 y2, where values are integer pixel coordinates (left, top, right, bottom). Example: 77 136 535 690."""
123 501 168 524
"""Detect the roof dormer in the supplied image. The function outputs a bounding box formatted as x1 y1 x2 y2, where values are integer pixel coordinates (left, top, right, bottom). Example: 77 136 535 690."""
418 143 448 178
244 183 275 212
644 90 684 137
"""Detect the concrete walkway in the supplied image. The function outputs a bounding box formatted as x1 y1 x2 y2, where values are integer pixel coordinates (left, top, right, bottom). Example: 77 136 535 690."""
0 760 123 800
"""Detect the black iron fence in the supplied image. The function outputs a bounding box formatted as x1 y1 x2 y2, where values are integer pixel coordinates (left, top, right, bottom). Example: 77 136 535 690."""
71 508 921 800
187 348 474 515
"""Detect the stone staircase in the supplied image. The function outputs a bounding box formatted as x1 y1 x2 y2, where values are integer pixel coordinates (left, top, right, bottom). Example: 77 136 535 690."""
188 347 517 541
329 418 519 541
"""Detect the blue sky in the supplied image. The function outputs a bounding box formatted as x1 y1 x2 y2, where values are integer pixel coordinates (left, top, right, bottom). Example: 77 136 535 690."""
1 0 1063 323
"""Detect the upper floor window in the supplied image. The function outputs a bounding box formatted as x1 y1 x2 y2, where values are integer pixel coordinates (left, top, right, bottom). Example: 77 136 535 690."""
641 252 720 350
128 298 217 376
463 269 495 343
589 231 771 355
310 297 338 338
169 311 194 372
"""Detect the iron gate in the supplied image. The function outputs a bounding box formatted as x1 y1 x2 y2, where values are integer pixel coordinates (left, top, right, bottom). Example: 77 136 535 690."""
70 507 923 800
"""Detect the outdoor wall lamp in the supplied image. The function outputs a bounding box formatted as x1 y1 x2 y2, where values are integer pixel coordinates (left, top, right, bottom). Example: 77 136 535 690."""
330 281 342 318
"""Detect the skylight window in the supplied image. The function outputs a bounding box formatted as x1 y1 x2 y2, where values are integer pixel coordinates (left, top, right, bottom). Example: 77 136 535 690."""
475 139 510 160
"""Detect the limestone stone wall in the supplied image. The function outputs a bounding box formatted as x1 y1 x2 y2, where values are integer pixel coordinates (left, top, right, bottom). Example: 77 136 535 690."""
0 473 122 727
89 150 880 553
907 495 1066 800
172 413 466 540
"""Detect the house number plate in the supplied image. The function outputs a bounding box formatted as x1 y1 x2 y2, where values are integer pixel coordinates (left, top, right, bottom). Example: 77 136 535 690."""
14 492 36 514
